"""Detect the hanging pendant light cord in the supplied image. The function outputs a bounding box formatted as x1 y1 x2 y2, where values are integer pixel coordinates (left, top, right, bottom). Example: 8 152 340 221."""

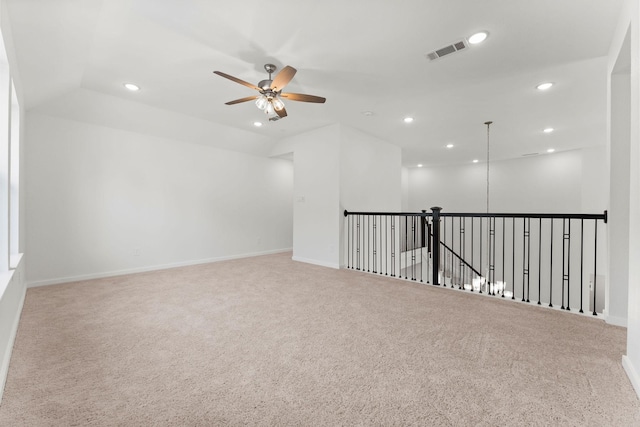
485 121 492 213
484 121 493 292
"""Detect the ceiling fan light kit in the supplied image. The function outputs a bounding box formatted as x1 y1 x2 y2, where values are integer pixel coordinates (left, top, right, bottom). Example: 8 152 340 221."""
214 63 326 121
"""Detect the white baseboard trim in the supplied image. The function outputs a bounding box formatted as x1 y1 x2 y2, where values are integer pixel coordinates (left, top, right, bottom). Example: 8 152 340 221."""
291 256 340 269
622 355 640 400
0 273 26 404
605 313 628 327
27 248 293 288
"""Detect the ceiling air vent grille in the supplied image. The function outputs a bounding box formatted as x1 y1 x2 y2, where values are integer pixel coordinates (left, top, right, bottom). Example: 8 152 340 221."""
426 39 468 61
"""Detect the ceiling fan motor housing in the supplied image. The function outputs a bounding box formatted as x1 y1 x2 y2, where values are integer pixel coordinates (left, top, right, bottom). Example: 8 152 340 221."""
258 79 273 91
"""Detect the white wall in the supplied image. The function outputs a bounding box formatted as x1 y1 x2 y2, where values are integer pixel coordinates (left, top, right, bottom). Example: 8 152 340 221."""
608 46 631 326
274 123 402 269
288 124 341 268
581 146 609 213
611 0 640 400
407 150 589 214
339 126 402 266
339 126 402 213
25 112 294 285
401 167 409 211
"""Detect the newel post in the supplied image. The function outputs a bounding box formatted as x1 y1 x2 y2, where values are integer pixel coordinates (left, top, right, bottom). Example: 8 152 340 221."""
431 207 442 286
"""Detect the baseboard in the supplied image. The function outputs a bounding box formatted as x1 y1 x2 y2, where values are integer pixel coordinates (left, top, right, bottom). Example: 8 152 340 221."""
605 313 628 327
622 355 640 400
291 256 340 269
27 248 293 288
0 272 26 404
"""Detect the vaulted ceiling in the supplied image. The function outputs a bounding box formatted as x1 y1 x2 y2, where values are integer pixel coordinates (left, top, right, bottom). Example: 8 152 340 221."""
3 0 624 165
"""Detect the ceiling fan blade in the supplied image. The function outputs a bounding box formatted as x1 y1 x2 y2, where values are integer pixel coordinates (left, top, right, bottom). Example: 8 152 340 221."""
213 71 261 91
281 93 326 103
276 107 288 118
270 66 297 92
225 95 259 105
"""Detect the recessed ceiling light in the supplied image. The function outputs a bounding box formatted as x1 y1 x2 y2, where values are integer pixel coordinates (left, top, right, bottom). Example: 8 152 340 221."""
468 31 488 45
417 164 423 168
547 148 555 153
536 82 553 91
253 122 263 127
543 127 554 133
446 144 454 149
403 117 414 123
473 159 479 163
123 83 140 91
361 111 374 116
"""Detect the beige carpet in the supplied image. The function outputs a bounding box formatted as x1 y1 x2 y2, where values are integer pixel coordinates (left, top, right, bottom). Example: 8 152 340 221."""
0 252 638 426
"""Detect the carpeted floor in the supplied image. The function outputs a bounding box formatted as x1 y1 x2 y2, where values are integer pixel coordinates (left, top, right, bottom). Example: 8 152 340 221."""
0 252 639 426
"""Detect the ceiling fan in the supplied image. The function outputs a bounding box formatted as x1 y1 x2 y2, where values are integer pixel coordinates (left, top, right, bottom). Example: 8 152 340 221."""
214 64 326 121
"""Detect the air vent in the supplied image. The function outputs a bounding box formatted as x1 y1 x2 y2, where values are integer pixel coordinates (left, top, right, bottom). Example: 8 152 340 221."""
425 39 468 61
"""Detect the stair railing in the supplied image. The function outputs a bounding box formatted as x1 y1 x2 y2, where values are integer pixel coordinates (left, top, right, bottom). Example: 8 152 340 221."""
344 207 608 316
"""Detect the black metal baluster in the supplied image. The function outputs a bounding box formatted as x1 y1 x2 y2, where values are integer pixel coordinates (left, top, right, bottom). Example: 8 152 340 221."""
391 216 396 277
385 215 388 275
356 215 361 271
379 215 383 275
412 216 417 281
502 218 505 297
443 216 447 286
561 218 566 310
404 216 408 279
490 216 496 295
460 217 465 290
580 219 584 313
512 217 515 300
351 215 360 269
352 214 355 270
479 217 483 294
362 215 365 271
593 220 598 316
373 216 377 274
451 217 455 288
526 217 531 302
420 215 424 283
522 218 527 302
471 218 475 292
424 212 429 284
566 219 571 311
347 214 351 269
349 214 353 269
431 207 442 286
538 218 542 305
458 216 462 289
378 215 382 275
367 215 371 273
549 219 554 308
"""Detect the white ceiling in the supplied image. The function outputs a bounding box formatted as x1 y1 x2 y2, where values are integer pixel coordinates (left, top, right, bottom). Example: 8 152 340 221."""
4 0 624 165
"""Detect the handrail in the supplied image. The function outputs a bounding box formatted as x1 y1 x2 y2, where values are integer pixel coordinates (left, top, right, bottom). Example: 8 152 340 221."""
344 210 431 217
344 209 607 223
441 211 607 223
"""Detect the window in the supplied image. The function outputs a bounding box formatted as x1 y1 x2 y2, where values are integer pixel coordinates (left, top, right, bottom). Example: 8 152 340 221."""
9 81 19 262
0 27 20 273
